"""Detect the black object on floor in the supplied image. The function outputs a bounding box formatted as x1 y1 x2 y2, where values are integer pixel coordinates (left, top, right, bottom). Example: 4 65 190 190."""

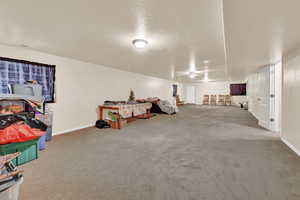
150 103 165 114
95 120 110 129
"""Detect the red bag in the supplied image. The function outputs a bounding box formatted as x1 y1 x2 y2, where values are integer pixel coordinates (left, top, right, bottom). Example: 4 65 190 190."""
0 122 45 145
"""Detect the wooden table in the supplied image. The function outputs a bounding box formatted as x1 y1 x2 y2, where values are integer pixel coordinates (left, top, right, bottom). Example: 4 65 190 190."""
98 103 152 129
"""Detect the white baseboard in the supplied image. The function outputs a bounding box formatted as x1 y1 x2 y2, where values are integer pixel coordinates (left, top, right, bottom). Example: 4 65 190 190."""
258 120 270 130
53 124 94 136
281 137 300 156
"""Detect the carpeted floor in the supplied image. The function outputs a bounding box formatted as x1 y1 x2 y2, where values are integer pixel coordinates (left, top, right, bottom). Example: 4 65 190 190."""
20 105 300 200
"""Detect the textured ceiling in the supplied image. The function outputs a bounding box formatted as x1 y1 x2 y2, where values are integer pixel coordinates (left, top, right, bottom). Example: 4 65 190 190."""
223 0 300 80
0 0 299 82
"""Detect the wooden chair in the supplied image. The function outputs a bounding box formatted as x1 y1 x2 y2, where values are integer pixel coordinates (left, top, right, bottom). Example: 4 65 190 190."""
176 95 184 106
210 95 217 105
218 95 225 105
203 95 210 105
225 95 232 106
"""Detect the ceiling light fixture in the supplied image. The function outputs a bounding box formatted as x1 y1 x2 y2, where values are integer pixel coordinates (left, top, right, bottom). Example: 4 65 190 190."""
132 39 148 49
203 73 209 82
189 72 196 79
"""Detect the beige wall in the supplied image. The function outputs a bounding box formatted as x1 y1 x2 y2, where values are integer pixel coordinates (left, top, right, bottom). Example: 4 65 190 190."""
282 48 300 154
0 44 181 135
183 81 247 105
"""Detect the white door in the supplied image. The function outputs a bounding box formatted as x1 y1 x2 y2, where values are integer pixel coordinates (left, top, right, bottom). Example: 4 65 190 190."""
270 61 282 132
248 64 281 131
269 65 276 131
257 66 271 129
186 86 196 104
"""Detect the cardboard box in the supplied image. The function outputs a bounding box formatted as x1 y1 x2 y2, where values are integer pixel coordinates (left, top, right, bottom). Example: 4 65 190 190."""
119 119 127 129
108 119 127 129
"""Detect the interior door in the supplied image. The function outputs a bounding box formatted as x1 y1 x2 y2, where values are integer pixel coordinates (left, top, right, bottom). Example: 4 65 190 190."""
268 62 282 132
257 66 271 129
186 86 196 104
269 65 276 131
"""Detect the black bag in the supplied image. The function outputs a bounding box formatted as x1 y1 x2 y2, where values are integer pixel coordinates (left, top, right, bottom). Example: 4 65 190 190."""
0 112 47 131
95 120 110 129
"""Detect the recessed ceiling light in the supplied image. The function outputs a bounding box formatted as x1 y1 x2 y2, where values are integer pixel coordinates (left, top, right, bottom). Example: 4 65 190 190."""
203 60 209 64
132 39 148 49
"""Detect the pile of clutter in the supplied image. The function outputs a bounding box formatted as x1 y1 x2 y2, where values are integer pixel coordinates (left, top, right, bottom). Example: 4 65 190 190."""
0 95 47 145
0 152 23 200
141 97 178 115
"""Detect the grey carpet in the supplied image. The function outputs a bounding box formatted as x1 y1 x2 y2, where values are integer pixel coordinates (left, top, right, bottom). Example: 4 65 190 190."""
19 105 300 200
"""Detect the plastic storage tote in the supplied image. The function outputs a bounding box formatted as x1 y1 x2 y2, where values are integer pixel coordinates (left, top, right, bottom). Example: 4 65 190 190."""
38 134 46 151
35 109 53 142
0 139 39 166
45 126 52 142
0 176 23 200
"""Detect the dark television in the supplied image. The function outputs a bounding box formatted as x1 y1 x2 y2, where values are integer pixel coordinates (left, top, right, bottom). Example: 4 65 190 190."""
172 84 178 97
230 83 247 96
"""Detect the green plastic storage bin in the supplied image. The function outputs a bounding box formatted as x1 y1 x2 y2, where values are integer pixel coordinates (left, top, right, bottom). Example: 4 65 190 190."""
0 139 39 166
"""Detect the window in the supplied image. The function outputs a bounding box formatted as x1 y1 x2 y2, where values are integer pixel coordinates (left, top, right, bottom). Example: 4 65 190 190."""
0 57 56 103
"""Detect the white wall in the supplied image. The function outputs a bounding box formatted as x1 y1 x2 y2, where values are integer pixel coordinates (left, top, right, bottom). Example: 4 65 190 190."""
281 48 300 155
183 81 247 105
0 44 181 135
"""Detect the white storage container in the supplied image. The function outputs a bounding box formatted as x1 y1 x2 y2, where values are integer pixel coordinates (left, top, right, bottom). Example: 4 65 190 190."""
0 176 23 200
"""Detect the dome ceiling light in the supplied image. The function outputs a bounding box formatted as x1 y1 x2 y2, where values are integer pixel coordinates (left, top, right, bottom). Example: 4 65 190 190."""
189 72 196 79
132 39 148 49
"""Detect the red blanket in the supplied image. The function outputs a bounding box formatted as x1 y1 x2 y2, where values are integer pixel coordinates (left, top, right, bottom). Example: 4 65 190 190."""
0 123 45 145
